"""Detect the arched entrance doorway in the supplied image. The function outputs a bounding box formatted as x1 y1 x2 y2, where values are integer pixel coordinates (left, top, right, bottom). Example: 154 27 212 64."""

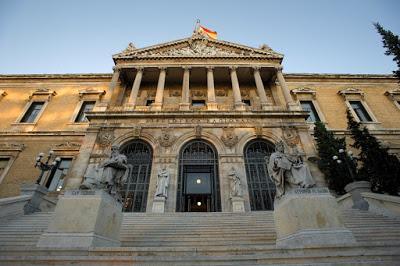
176 140 221 212
244 139 276 210
120 140 153 212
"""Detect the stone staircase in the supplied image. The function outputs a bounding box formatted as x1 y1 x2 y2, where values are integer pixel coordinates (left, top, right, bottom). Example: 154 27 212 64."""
0 210 399 265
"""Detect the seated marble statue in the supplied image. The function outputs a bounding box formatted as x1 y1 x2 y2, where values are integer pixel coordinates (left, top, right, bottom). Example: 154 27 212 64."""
80 145 129 202
267 141 315 198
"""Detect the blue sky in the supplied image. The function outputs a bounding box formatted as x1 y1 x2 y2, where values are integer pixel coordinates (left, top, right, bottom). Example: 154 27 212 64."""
0 0 399 74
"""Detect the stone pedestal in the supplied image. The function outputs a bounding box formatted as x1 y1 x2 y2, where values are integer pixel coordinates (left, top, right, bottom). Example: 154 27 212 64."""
234 102 246 111
151 103 162 111
152 197 166 213
207 102 218 111
274 187 356 248
179 103 190 111
20 183 48 214
345 181 370 211
37 190 122 248
231 196 245 212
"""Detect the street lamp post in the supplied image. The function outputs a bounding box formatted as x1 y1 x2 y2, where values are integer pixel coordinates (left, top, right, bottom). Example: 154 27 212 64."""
34 150 61 185
332 148 357 181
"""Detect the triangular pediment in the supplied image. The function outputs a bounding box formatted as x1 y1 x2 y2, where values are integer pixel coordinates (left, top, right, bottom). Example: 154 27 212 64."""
113 35 283 61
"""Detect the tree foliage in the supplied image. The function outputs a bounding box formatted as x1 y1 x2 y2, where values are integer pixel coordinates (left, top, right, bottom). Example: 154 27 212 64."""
347 110 400 195
374 22 400 81
313 121 353 194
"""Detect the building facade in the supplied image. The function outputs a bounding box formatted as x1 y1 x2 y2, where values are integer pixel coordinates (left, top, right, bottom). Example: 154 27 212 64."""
0 34 399 213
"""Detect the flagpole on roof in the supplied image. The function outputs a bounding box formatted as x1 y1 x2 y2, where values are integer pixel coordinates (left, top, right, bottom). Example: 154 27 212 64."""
194 19 200 33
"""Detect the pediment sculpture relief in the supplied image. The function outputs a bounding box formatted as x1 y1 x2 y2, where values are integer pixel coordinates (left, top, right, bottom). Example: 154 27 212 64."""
221 128 239 148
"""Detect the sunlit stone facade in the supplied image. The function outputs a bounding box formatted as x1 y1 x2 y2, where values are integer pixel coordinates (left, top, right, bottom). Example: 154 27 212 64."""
0 34 399 213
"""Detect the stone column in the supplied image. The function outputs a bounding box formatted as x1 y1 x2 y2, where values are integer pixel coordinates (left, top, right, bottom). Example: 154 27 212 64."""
152 67 166 111
206 67 218 110
230 66 245 111
276 67 297 110
179 67 191 111
127 67 144 108
95 67 120 111
253 66 271 110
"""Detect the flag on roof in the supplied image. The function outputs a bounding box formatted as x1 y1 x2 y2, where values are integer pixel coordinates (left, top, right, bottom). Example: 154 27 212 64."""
198 25 217 39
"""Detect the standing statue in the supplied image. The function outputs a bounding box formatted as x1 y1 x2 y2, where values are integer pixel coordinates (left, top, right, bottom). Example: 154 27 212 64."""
228 167 243 198
80 145 129 202
267 141 315 198
155 167 169 198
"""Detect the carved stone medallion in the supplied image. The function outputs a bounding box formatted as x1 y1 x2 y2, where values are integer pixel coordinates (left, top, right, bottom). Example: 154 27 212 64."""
282 127 300 147
97 129 115 147
221 128 239 148
158 129 176 147
195 125 202 138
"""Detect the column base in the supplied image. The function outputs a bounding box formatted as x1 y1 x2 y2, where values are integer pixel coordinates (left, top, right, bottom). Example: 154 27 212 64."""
179 103 190 111
231 196 245 212
152 196 166 213
234 102 246 111
207 102 218 111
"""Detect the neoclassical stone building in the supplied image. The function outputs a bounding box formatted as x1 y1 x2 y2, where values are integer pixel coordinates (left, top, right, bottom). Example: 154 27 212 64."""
0 33 399 214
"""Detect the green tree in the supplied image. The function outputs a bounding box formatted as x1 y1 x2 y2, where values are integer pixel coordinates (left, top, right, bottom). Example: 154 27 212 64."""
347 110 400 195
313 121 353 194
374 22 400 81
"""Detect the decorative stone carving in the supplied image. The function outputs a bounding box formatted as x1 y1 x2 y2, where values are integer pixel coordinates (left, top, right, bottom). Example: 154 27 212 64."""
195 125 202 138
221 128 239 148
122 42 136 53
52 141 81 151
143 40 242 57
254 126 263 137
282 127 300 147
0 143 25 151
96 129 115 147
170 90 181 97
155 167 169 198
228 167 243 198
267 141 315 198
191 90 206 97
80 145 130 202
215 89 227 97
158 129 176 147
132 126 142 138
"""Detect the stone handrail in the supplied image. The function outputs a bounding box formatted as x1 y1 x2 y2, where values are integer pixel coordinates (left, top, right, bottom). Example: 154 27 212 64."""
337 192 400 218
0 194 31 221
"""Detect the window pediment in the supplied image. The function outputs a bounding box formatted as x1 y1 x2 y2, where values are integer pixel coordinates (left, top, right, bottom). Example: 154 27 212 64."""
338 88 365 100
29 88 57 101
384 89 400 100
291 87 316 100
79 89 106 100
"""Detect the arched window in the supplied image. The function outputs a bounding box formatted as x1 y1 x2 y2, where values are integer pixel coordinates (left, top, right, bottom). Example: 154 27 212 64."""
244 139 276 210
176 139 221 212
120 140 153 212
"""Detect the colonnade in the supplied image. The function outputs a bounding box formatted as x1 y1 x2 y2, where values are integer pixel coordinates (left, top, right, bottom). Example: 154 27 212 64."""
107 66 294 111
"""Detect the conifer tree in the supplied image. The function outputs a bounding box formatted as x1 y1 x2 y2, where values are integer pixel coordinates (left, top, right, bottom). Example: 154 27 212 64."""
313 121 353 194
347 110 400 195
374 23 400 81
